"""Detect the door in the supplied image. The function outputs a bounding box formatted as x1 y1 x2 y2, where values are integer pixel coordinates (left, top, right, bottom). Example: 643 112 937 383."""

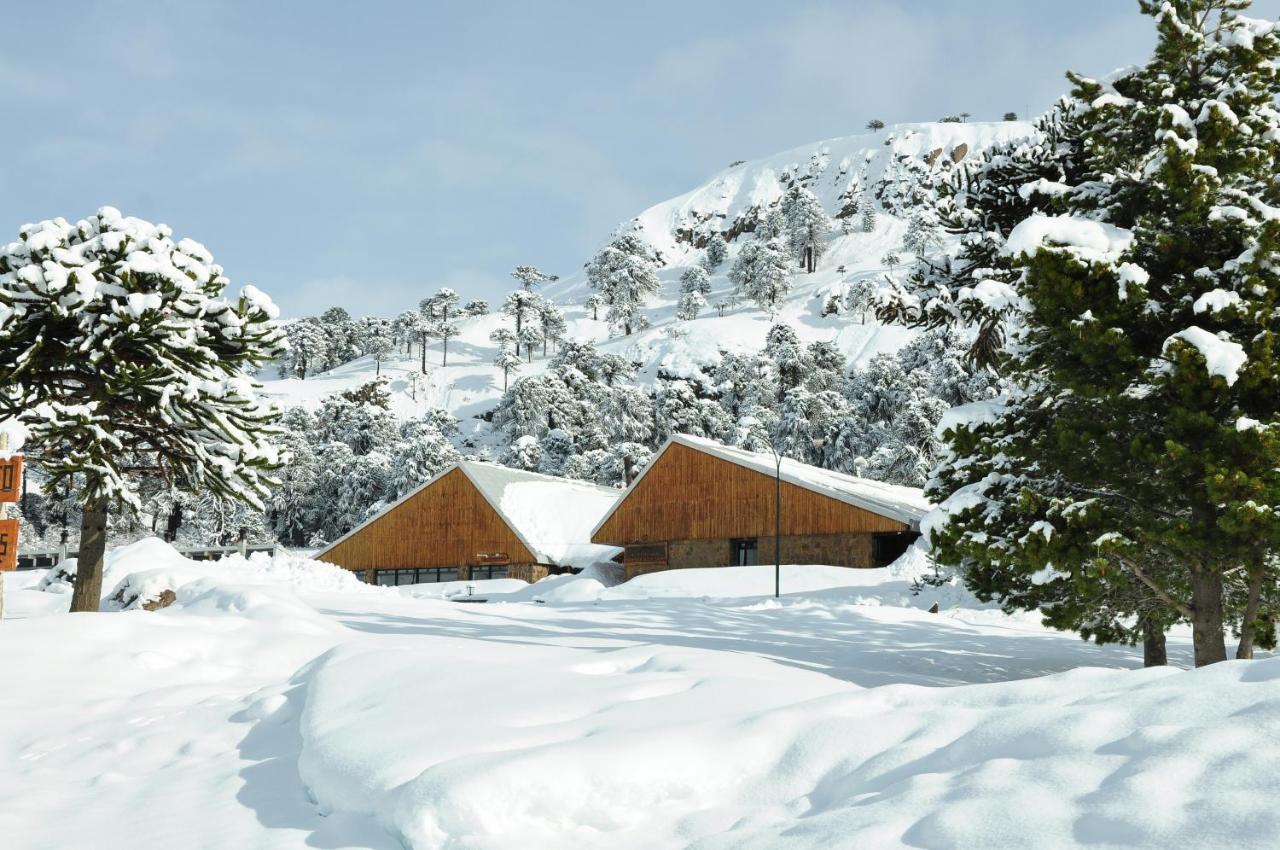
730 538 758 566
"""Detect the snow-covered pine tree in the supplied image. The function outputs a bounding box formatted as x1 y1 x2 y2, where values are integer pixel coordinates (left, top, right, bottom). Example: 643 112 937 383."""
356 316 396 376
393 309 420 355
755 206 787 241
902 209 942 257
585 292 605 321
728 238 792 314
319 306 359 370
511 265 558 290
388 419 461 498
539 303 567 357
282 318 329 379
586 231 661 336
463 299 489 317
782 185 830 273
517 323 544 363
679 266 712 296
424 288 460 366
0 208 286 611
927 1 1280 667
489 327 522 391
877 103 1085 365
701 233 728 271
676 289 707 321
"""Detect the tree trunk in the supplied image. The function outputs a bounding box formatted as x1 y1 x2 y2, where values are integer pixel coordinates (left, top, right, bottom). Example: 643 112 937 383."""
502 369 508 392
442 338 448 367
420 334 427 374
164 504 183 543
70 498 109 613
1143 617 1167 667
1236 560 1266 660
1189 567 1228 666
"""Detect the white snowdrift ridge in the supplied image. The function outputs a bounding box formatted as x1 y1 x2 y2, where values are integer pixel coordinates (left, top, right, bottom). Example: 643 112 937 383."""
6 539 1277 849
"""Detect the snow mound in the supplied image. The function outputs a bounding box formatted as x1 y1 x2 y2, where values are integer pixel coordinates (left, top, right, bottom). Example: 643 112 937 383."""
295 633 1280 849
35 537 372 611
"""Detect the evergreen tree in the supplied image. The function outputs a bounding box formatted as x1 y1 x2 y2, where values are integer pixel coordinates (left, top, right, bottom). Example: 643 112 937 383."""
282 318 329 379
701 233 728 271
539 303 567 356
679 265 712 296
0 208 285 611
490 327 521 391
511 265 558 290
356 316 396 376
424 288 461 366
676 289 707 321
782 185 830 273
927 1 1280 667
585 292 606 321
866 119 885 131
729 238 792 314
388 419 460 497
463 299 489 316
861 206 878 233
587 231 661 336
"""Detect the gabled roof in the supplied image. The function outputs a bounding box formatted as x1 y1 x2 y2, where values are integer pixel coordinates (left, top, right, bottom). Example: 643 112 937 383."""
317 460 621 566
590 434 932 537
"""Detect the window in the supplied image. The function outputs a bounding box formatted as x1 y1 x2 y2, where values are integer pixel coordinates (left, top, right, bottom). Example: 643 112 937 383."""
375 571 396 586
872 532 919 567
730 538 758 566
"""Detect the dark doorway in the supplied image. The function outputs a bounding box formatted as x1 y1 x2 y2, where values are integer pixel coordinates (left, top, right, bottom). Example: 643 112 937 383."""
872 532 919 567
731 538 759 566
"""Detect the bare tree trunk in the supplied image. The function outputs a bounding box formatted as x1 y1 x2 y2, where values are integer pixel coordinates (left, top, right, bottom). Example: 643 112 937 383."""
1143 616 1167 667
164 504 182 543
420 334 427 375
442 338 448 367
1190 566 1228 667
1236 560 1266 660
70 498 109 613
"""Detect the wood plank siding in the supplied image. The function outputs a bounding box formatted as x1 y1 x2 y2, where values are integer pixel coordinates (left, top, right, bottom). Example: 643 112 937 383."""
317 468 537 572
592 442 910 546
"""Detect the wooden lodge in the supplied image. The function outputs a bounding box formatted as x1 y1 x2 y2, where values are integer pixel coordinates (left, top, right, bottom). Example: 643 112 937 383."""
316 461 621 586
592 435 929 580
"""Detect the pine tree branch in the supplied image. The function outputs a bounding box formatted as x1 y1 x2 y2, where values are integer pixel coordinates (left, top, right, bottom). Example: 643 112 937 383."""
1116 554 1193 619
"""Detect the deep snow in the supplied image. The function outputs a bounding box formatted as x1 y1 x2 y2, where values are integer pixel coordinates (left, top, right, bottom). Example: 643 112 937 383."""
5 538 1276 849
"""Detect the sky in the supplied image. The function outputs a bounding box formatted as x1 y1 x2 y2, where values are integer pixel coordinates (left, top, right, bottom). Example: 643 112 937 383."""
3 0 1278 317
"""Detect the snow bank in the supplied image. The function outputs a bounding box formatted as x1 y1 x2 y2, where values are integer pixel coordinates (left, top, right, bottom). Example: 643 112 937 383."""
296 633 1280 849
34 537 370 611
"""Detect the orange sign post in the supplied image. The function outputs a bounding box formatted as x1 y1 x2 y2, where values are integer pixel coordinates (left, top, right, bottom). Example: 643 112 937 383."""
0 518 16 572
0 456 21 504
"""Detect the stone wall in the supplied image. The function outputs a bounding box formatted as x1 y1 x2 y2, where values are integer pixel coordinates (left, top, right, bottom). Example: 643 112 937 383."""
624 533 878 580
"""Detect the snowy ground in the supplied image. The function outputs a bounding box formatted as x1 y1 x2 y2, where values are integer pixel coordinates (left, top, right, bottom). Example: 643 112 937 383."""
4 540 1278 849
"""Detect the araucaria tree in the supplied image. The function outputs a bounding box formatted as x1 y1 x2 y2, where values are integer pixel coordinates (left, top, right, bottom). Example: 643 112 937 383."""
924 1 1280 667
782 185 830 273
0 208 285 611
586 231 661 336
511 265 558 290
729 237 792 314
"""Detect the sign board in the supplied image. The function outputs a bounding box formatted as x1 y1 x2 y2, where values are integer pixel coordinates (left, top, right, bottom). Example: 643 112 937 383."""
626 542 668 566
0 456 20 503
474 552 511 565
0 518 17 571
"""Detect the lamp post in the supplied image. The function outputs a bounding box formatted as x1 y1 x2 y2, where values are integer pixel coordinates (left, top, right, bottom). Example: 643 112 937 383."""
774 449 781 599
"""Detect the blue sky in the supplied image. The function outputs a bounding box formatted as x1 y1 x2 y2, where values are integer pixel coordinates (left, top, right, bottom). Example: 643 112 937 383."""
3 0 1277 317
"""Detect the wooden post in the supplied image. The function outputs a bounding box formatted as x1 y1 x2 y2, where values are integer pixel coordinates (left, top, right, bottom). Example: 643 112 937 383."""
775 452 781 599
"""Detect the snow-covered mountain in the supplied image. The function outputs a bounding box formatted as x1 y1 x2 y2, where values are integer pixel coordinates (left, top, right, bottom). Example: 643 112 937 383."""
260 120 1036 441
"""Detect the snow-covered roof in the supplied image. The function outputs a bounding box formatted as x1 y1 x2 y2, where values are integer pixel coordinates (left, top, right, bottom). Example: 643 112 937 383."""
318 461 622 568
592 434 931 537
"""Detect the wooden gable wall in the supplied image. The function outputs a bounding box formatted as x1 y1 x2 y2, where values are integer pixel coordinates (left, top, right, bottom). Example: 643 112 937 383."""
592 442 909 545
317 467 538 571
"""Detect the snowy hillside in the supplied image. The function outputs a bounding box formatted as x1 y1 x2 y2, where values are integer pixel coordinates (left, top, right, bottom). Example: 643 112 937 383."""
259 121 1036 440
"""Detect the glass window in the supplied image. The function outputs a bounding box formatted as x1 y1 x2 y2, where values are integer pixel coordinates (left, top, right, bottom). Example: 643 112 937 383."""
731 538 759 566
375 571 396 586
